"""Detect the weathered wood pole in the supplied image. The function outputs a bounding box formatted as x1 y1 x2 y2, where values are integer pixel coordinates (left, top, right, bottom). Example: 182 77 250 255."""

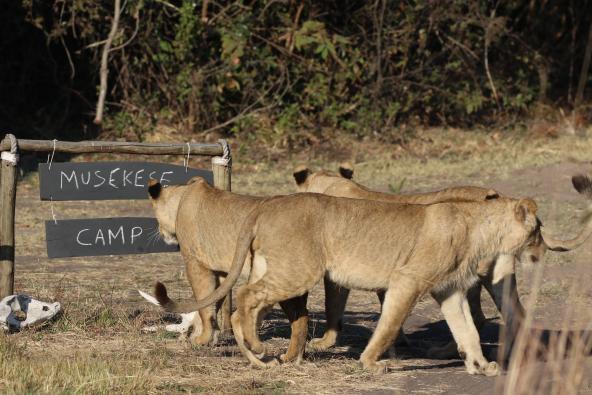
211 139 232 331
0 134 18 298
0 139 223 156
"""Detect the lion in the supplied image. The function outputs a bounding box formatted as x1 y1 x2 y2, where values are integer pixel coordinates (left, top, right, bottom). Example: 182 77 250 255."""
293 165 592 358
147 173 506 361
147 177 309 362
158 188 557 375
294 164 503 353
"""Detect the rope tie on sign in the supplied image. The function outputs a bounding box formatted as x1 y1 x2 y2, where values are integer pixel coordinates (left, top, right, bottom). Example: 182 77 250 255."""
50 198 57 225
212 139 232 168
46 139 58 224
1 134 19 166
47 139 57 171
183 142 191 172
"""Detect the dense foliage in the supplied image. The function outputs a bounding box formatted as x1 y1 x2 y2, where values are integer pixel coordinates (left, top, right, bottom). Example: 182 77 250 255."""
2 1 592 145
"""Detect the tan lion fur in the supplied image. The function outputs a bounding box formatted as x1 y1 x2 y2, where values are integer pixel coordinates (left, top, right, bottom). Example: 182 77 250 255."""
148 172 504 361
181 190 547 375
148 178 309 361
293 165 592 359
149 172 592 371
293 164 508 354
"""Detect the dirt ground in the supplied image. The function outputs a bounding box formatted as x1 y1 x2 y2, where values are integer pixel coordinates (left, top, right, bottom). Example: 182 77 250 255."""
3 131 592 394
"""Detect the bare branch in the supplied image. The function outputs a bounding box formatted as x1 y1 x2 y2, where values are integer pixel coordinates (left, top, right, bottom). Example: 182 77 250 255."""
201 0 209 22
94 0 122 125
111 9 140 52
60 36 75 80
575 20 592 108
484 10 501 112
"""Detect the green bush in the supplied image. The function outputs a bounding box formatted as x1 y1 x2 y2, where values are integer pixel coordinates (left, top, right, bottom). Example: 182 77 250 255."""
4 0 591 144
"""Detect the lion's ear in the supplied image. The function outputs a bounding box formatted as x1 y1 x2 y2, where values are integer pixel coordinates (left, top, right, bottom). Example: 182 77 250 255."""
485 189 499 200
572 174 592 199
148 180 162 199
187 176 205 185
515 198 537 224
293 166 311 185
338 162 354 179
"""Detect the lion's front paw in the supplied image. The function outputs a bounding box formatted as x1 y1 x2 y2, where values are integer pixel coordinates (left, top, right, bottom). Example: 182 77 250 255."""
249 355 280 369
279 352 303 365
359 358 389 375
245 339 266 357
467 360 500 376
308 335 335 351
189 330 218 346
482 361 500 377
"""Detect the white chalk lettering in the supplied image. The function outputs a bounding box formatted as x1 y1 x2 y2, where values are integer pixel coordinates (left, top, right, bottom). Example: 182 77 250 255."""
134 169 144 187
131 227 143 244
148 171 156 181
80 172 91 185
76 229 92 246
108 226 125 245
108 168 120 189
93 170 106 187
60 171 79 190
160 171 173 185
95 229 105 246
123 170 133 187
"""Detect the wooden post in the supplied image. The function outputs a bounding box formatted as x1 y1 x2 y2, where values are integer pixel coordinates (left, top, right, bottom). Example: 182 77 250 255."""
0 139 223 156
0 135 18 298
211 140 232 331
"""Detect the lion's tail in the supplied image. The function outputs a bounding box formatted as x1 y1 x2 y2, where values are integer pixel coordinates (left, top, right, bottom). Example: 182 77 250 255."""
542 174 592 252
148 283 203 313
153 208 259 313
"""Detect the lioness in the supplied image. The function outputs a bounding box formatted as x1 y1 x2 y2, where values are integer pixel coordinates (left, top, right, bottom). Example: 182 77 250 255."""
147 177 309 361
163 190 560 375
294 166 592 358
147 175 508 362
294 164 504 352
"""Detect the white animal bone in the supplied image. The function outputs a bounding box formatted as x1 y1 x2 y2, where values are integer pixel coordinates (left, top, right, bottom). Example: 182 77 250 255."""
138 290 201 334
0 295 61 332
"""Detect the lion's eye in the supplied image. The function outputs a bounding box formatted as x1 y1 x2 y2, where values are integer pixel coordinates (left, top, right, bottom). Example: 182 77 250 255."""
42 306 49 311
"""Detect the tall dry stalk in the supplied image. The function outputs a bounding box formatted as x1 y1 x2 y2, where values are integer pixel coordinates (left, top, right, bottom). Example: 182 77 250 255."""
499 258 592 394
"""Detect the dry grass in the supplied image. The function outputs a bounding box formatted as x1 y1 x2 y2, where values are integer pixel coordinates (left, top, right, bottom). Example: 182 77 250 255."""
3 129 592 393
499 257 592 394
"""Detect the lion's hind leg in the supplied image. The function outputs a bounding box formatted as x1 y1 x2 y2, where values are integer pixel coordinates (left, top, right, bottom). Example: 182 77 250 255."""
309 275 349 351
235 285 269 357
231 310 278 368
184 257 219 346
279 293 309 364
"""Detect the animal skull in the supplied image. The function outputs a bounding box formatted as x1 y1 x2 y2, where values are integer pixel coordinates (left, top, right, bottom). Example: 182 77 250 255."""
138 290 201 335
0 295 61 332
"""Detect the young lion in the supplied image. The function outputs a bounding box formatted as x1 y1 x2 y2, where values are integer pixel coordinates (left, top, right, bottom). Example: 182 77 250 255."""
147 176 506 362
147 178 309 362
163 189 552 375
294 165 504 352
293 166 592 358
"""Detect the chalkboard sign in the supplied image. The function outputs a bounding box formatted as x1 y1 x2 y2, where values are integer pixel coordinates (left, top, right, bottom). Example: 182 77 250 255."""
45 217 180 258
39 162 212 201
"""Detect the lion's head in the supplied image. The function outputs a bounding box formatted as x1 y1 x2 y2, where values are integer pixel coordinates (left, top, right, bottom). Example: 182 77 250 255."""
147 179 188 245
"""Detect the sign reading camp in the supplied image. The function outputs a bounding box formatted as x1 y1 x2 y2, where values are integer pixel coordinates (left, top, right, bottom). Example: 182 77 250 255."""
46 217 180 258
39 162 213 200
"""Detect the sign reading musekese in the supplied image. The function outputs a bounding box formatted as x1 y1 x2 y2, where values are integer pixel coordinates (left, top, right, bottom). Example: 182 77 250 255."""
39 162 212 200
40 162 212 258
